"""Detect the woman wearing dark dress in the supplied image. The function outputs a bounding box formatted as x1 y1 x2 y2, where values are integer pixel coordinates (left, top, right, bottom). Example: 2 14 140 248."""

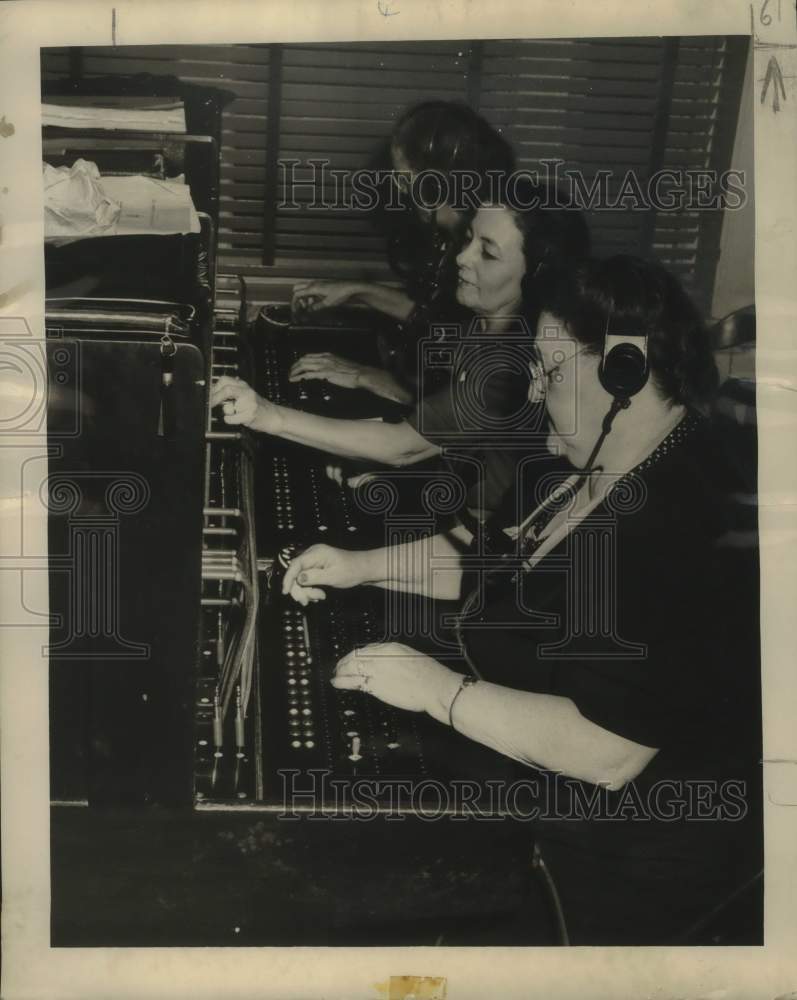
278 255 763 945
212 180 590 518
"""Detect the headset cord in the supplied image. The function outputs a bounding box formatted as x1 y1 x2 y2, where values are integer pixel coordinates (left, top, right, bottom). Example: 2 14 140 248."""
450 395 631 942
454 393 631 676
532 841 571 946
520 394 629 556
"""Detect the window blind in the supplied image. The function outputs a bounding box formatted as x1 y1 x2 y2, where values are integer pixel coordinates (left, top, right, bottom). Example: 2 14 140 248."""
41 37 749 314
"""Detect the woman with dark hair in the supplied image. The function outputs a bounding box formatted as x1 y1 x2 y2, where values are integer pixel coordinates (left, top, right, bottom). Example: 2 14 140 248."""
277 254 762 945
288 100 516 405
212 179 590 516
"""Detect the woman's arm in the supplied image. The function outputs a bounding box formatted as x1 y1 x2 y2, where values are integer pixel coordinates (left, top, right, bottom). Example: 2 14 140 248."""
293 280 416 323
366 524 472 599
350 283 416 322
288 353 414 406
282 528 471 605
270 406 438 466
427 675 659 791
356 367 414 405
210 376 438 466
332 644 659 791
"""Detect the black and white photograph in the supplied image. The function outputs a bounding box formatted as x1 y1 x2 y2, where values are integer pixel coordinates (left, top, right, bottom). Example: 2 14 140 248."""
1 2 796 998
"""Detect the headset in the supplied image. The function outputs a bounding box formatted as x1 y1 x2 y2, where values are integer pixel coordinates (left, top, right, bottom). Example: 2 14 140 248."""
542 312 651 517
451 307 651 554
599 322 650 401
451 310 653 692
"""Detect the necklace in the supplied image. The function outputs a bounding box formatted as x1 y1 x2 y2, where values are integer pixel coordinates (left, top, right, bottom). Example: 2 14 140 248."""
519 410 701 561
623 408 701 476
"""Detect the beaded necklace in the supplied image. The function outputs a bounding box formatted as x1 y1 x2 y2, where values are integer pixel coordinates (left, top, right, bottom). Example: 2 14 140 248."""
519 409 702 564
457 410 703 677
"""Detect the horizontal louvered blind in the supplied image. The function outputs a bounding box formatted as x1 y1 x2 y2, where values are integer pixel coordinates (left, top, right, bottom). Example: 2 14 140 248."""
41 38 747 312
271 42 472 264
481 38 666 262
657 36 740 306
480 36 743 307
41 48 72 77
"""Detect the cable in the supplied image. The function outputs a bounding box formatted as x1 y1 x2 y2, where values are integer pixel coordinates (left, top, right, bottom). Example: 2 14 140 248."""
675 867 763 944
218 453 259 718
238 449 260 713
204 306 261 725
454 394 631 677
531 841 570 946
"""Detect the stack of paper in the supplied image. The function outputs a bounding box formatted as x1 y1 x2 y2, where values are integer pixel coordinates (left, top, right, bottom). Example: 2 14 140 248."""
42 99 187 133
44 159 200 242
101 174 200 236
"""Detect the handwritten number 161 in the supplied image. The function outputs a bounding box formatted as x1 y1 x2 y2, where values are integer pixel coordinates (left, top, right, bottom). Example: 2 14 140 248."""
759 0 782 26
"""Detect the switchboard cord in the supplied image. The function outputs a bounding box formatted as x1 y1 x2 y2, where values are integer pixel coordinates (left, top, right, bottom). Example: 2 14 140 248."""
217 450 259 719
532 841 570 946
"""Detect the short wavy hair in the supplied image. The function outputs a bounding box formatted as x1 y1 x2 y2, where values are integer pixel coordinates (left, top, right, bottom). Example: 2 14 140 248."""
475 176 592 318
535 254 719 408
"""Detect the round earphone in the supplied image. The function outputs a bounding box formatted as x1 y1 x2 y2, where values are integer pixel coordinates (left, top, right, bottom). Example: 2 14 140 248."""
598 316 650 400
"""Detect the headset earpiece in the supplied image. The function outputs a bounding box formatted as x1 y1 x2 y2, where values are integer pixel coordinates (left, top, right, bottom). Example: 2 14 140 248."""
599 332 649 399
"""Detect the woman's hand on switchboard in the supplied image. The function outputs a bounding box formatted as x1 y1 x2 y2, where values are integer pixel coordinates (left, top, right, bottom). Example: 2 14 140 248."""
210 375 281 433
325 463 345 485
325 464 378 490
281 543 368 606
292 353 414 405
331 642 461 717
293 279 416 324
291 279 362 320
289 352 369 390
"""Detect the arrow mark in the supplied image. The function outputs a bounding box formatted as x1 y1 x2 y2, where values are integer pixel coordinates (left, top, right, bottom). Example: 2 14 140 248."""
761 54 787 111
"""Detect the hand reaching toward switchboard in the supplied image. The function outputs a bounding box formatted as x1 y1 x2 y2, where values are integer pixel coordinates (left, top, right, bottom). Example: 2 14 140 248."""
281 543 369 606
289 352 369 390
210 375 281 433
291 280 362 320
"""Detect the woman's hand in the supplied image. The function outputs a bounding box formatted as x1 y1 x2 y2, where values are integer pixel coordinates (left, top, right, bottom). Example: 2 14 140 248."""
346 471 379 489
325 464 378 490
293 280 415 324
332 642 462 719
325 463 344 486
292 280 362 319
281 543 369 606
210 376 281 433
291 354 414 405
289 352 369 390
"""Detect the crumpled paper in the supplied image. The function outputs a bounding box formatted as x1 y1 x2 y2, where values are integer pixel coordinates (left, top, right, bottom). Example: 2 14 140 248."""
43 160 201 243
43 158 121 241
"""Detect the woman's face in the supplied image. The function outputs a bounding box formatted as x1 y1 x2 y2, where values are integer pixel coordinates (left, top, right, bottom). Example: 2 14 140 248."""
390 144 461 232
533 310 610 467
454 204 526 316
